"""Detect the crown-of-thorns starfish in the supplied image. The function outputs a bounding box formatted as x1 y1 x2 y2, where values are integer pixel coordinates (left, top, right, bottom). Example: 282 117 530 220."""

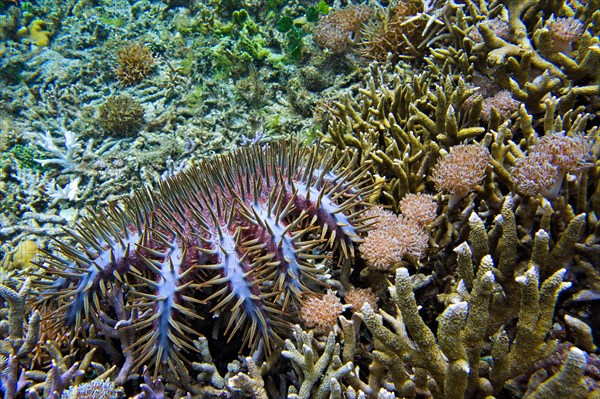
34 140 377 375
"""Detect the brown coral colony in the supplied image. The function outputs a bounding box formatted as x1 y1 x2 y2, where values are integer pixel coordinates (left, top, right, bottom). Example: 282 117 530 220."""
115 41 155 86
313 5 373 54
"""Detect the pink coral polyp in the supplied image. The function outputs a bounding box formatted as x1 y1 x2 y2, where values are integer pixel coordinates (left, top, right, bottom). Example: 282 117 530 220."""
431 144 490 207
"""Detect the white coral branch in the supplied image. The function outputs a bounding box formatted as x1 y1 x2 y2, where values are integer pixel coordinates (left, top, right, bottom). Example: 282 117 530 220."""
33 130 82 172
45 177 82 206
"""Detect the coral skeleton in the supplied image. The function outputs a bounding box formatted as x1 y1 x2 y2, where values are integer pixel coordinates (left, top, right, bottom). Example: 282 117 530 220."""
44 177 82 205
32 130 82 173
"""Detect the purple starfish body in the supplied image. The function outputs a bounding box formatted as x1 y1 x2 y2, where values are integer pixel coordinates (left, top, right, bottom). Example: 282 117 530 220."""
35 141 374 374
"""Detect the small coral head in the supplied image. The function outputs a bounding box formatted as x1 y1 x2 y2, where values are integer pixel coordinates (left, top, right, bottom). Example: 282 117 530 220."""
359 207 428 270
546 17 585 53
313 5 374 54
431 144 490 207
299 290 343 334
33 140 375 375
115 42 155 86
511 131 591 198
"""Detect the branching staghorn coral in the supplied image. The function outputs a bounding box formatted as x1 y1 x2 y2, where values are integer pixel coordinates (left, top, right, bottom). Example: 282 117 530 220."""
328 181 599 398
322 62 487 211
0 279 40 399
479 95 600 256
282 326 353 399
524 346 589 399
226 357 268 399
0 280 117 398
357 260 574 397
429 0 600 113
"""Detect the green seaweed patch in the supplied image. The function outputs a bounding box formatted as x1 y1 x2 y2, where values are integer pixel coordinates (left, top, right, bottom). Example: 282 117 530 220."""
175 16 210 36
317 1 329 15
276 16 294 33
208 11 281 76
286 27 304 59
180 52 197 76
277 3 328 61
266 0 285 14
185 85 205 109
306 7 319 23
265 114 282 132
99 16 126 28
232 9 249 25
304 124 322 143
6 144 46 172
20 1 34 14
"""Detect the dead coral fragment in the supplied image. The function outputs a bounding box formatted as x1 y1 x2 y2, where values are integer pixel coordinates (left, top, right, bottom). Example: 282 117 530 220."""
313 5 373 54
61 379 123 399
299 290 343 335
115 42 155 86
431 144 490 207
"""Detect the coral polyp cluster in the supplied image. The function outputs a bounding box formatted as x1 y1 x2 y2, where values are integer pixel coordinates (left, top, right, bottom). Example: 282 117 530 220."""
34 140 374 375
114 41 155 86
